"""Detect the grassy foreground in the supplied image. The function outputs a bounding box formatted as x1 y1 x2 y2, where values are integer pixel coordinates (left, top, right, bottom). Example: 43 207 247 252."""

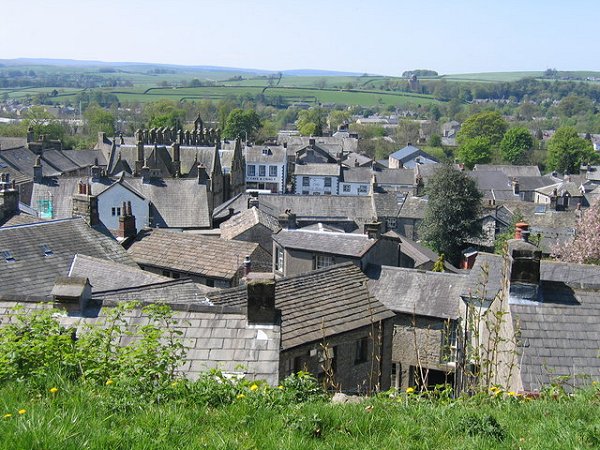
1 380 598 450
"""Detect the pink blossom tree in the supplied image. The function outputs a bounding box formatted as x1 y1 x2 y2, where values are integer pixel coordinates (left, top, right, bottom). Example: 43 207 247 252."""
552 202 600 265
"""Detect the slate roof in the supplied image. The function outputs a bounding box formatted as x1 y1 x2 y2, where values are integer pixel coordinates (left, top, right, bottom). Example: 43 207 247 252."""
273 228 377 257
342 167 414 186
389 145 422 161
219 206 280 241
208 263 395 350
124 178 211 228
467 170 516 201
536 181 585 197
245 145 287 163
0 218 136 298
398 195 428 219
214 193 375 227
294 163 341 177
68 254 171 292
128 229 263 281
343 152 372 167
515 175 560 192
474 165 541 177
384 230 459 273
366 265 465 319
92 279 214 304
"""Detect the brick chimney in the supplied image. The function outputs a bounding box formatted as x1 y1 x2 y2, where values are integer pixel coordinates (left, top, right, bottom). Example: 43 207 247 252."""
118 201 137 239
508 222 542 303
246 279 277 325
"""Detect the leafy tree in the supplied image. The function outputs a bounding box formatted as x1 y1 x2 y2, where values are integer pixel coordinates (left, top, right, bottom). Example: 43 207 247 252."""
222 108 262 141
499 127 533 165
23 106 66 141
457 137 492 169
557 95 593 118
84 104 115 137
296 107 326 136
429 134 442 148
328 110 351 131
145 100 185 129
552 202 600 264
421 164 483 265
456 111 508 147
394 120 420 147
546 126 597 174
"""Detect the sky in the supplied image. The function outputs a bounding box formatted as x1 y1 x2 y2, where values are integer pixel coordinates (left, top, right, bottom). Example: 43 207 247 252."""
2 0 599 76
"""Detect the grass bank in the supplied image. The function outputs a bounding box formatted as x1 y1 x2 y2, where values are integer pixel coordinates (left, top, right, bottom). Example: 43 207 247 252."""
1 380 598 449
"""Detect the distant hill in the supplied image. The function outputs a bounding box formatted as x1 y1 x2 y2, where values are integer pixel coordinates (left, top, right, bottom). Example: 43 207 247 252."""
0 58 370 77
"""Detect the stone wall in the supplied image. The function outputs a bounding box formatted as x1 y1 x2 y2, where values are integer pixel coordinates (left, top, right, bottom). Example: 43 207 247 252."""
279 320 393 394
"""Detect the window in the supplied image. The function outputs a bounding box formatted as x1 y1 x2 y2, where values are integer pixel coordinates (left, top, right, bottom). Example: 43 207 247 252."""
2 250 15 263
355 337 369 364
314 254 334 269
342 184 351 193
259 165 266 177
442 320 458 364
302 176 309 187
269 165 277 177
247 165 256 176
386 218 397 230
302 191 309 195
111 207 121 217
40 244 53 257
275 246 284 272
324 177 332 187
358 185 368 194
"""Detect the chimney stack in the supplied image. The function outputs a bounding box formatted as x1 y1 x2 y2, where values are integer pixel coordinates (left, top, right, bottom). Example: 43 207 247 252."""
508 222 542 303
246 279 277 325
91 158 102 180
243 255 252 276
118 201 137 239
141 160 150 183
278 209 297 230
364 221 382 240
197 164 209 185
33 156 43 183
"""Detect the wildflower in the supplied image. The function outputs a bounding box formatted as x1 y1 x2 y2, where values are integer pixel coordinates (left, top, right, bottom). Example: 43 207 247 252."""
250 384 258 391
18 409 26 415
171 382 178 388
105 379 113 386
49 387 59 394
278 385 284 390
507 391 517 397
236 393 245 399
406 387 415 394
2 414 12 419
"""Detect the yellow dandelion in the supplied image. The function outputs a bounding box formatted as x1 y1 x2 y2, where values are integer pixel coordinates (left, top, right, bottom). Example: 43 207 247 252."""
250 384 258 391
406 387 415 394
105 379 113 386
2 413 12 419
18 409 26 415
171 382 178 388
507 391 517 397
278 385 284 390
49 387 59 394
236 393 245 399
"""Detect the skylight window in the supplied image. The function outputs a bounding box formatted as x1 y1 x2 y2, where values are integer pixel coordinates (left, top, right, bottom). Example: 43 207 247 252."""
2 250 15 263
40 244 53 257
